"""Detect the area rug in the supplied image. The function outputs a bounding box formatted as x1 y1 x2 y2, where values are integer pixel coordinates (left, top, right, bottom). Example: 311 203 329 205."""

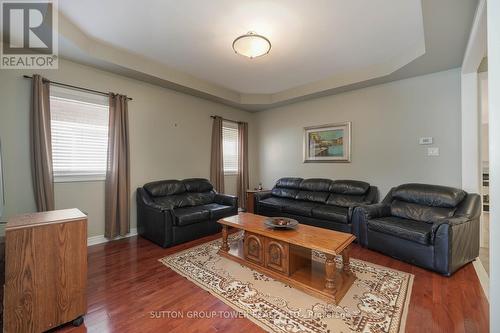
159 232 413 333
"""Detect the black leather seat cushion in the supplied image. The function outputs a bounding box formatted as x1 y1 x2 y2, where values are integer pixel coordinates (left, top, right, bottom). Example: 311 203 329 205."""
173 206 210 226
367 216 433 245
200 203 234 220
283 201 320 217
259 197 296 211
311 205 349 224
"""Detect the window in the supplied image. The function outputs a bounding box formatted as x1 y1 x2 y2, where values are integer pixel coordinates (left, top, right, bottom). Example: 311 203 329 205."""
222 121 239 175
50 86 109 182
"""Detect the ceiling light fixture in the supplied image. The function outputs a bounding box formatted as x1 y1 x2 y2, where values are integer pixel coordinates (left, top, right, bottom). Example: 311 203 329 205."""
232 32 271 59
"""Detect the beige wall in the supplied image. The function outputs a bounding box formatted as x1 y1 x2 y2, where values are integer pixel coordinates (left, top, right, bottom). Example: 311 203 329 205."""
255 69 462 197
0 59 257 237
0 62 464 237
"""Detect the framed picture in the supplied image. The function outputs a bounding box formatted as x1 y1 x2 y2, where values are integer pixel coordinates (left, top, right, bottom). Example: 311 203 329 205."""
303 122 351 163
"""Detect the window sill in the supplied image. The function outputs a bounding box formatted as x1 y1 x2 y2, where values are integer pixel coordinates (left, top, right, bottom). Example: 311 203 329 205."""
224 172 238 176
54 175 106 183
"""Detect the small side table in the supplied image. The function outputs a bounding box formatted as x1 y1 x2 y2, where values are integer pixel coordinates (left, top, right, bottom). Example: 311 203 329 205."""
246 189 270 213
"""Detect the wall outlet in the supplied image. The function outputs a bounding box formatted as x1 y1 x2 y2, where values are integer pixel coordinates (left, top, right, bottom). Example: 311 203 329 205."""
427 147 439 156
419 137 433 145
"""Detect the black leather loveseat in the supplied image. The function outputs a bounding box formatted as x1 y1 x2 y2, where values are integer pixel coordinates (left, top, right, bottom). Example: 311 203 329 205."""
137 178 238 248
255 177 378 233
352 183 481 275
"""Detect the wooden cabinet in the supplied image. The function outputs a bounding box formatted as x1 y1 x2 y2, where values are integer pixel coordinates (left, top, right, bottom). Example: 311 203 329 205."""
243 232 292 276
265 239 289 275
244 232 264 264
4 208 87 333
245 190 270 213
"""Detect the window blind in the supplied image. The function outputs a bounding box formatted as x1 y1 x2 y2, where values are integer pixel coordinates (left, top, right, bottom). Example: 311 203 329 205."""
50 86 109 181
222 121 239 174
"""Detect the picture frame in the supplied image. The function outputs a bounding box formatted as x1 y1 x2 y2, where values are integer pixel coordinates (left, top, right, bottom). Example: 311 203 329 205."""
303 122 351 163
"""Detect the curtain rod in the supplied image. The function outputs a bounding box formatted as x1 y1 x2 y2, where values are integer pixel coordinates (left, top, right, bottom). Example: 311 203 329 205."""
22 75 133 101
210 115 244 124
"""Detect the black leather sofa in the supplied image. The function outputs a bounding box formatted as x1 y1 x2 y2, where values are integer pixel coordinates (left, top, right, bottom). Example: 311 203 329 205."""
352 183 481 276
137 178 238 248
255 177 378 233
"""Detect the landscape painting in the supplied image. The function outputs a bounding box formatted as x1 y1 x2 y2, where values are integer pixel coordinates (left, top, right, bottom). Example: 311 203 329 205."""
303 122 351 162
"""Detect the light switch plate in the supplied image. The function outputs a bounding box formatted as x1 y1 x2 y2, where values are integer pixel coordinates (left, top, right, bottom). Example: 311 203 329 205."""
419 137 433 145
427 147 439 156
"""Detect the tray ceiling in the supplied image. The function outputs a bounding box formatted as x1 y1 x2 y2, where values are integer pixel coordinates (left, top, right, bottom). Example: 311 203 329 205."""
54 0 477 110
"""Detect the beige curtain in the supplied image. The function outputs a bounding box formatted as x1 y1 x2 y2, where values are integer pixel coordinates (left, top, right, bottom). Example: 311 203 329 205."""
30 74 55 212
105 94 130 238
210 116 225 193
237 122 249 209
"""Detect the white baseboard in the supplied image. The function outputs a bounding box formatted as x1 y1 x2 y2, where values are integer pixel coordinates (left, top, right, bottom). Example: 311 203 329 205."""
473 258 489 301
87 228 138 246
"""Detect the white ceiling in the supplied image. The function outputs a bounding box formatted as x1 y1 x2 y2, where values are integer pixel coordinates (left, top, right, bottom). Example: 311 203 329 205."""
59 0 424 94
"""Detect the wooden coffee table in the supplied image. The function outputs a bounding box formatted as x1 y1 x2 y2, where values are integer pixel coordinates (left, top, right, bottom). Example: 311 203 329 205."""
217 213 356 304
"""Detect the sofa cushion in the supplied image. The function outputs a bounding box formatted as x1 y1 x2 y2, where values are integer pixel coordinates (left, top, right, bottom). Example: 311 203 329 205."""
330 180 370 195
153 194 192 209
173 206 210 226
144 180 186 197
275 177 303 189
392 183 466 208
199 203 234 220
295 190 329 203
259 197 296 211
183 178 214 193
153 192 215 209
299 178 333 192
185 192 215 206
311 205 349 224
390 199 455 224
283 201 320 217
271 187 299 199
367 216 433 245
326 193 367 208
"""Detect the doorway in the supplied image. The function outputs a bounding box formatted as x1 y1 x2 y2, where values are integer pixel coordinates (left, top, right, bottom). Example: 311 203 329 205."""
479 68 489 274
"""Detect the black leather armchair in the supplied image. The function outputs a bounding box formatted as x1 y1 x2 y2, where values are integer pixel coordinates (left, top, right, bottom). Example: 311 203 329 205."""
137 178 238 248
254 177 378 233
352 183 481 276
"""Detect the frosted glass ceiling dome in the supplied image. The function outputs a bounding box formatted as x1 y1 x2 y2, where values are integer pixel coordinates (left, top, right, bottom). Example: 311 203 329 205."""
232 32 271 59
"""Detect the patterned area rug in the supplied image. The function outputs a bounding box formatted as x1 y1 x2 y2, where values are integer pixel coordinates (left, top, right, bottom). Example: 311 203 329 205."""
159 232 413 333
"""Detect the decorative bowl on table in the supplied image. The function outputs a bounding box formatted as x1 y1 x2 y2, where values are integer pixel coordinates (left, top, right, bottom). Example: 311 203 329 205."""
264 217 299 230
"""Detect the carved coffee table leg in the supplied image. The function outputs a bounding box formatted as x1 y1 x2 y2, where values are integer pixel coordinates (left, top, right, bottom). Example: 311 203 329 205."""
221 225 229 252
342 245 352 273
325 254 337 295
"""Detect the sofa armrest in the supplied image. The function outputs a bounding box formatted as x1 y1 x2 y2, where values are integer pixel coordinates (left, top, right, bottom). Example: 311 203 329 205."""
432 214 480 275
137 187 167 212
351 203 391 246
136 188 174 248
254 190 272 201
431 215 476 235
215 193 238 208
364 186 380 204
355 203 391 219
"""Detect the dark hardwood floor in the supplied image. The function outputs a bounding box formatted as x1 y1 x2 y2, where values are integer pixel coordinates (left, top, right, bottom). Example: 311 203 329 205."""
56 233 489 333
